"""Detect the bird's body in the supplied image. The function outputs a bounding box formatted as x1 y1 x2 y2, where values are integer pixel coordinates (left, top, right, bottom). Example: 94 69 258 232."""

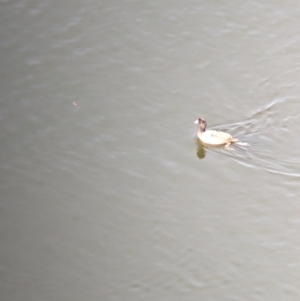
194 118 243 147
197 129 237 146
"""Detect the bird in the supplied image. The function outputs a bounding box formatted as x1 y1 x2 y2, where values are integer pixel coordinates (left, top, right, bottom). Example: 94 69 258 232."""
194 118 247 148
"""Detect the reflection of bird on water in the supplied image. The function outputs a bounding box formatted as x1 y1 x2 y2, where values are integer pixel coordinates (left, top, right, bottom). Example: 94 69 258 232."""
196 141 206 159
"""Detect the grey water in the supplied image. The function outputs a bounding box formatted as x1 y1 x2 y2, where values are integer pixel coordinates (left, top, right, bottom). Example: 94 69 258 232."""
2 1 300 300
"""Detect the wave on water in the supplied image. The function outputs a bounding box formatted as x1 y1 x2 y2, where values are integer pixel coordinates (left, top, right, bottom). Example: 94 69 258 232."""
196 97 300 178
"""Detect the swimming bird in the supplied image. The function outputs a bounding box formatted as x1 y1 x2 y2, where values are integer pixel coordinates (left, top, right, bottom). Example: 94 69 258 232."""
194 118 247 147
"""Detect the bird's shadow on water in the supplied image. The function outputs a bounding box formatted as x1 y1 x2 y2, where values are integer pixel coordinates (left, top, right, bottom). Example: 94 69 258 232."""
194 97 300 178
196 140 206 159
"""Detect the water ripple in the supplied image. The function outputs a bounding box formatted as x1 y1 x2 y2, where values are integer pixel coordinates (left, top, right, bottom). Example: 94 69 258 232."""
197 97 300 177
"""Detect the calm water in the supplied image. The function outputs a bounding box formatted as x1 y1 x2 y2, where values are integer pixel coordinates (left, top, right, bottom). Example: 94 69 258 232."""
2 1 300 300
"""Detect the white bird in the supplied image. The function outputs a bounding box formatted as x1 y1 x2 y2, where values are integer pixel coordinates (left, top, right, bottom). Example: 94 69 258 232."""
194 118 248 147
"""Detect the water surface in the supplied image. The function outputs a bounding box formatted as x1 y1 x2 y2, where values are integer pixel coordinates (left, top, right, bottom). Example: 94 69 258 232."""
1 1 300 300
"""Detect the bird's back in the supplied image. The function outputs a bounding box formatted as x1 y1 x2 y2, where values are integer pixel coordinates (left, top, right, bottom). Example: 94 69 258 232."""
198 130 233 146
